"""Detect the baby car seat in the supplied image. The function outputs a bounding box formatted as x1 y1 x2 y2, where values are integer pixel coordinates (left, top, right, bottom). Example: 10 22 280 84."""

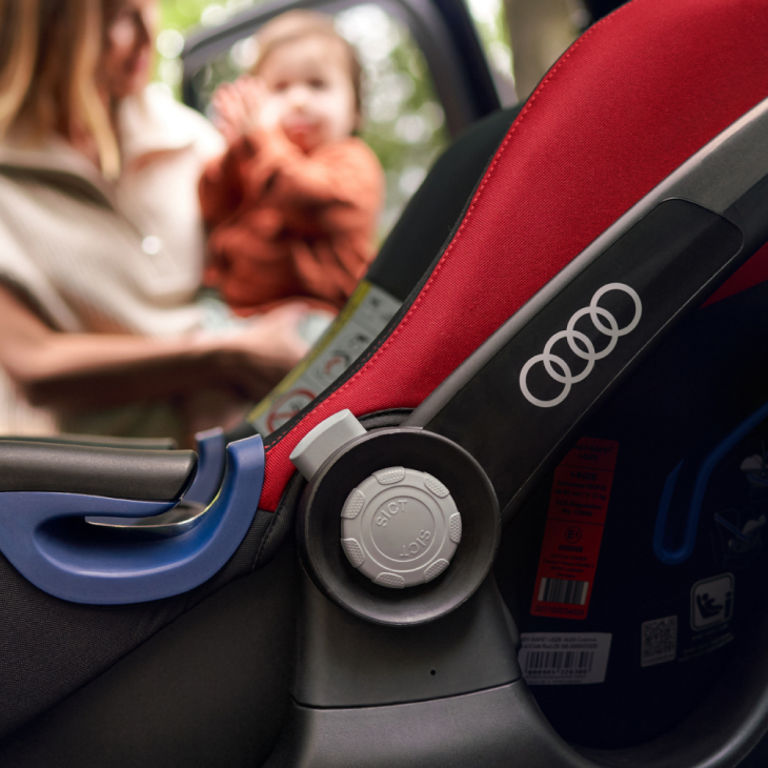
1 0 768 765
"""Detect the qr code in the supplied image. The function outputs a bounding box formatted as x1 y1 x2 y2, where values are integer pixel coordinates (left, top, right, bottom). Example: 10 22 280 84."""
640 615 677 668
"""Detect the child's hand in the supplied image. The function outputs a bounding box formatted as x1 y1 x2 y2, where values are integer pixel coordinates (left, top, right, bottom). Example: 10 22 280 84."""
211 81 244 142
234 77 284 134
211 76 268 142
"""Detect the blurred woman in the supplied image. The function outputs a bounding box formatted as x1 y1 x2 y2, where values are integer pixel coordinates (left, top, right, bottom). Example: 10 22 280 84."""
0 0 310 445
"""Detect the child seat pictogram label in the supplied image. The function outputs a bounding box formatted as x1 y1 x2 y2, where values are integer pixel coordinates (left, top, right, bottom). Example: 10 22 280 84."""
690 573 734 631
531 438 619 620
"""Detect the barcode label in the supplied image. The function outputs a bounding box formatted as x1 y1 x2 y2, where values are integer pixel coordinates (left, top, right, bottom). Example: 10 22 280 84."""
525 650 595 671
519 633 611 686
641 616 677 667
537 577 589 605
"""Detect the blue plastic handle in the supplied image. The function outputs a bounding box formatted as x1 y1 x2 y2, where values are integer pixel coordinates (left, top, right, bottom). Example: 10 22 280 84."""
84 427 227 527
0 434 264 604
184 427 227 503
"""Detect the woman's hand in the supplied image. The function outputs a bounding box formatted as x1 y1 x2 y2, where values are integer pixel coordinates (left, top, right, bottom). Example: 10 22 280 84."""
182 303 313 439
215 302 311 396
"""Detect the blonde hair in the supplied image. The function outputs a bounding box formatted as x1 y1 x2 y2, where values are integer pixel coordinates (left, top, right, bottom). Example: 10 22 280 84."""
0 0 120 178
253 10 363 120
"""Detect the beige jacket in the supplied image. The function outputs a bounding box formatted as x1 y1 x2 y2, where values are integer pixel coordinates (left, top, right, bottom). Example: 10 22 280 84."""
0 86 225 438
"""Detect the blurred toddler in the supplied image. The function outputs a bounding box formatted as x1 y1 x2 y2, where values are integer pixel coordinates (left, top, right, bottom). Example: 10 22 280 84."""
199 10 384 326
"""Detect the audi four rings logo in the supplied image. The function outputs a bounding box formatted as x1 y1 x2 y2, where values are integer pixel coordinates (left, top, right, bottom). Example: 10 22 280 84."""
519 282 642 408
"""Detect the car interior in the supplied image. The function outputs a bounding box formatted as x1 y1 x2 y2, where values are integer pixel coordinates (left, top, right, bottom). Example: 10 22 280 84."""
1 0 768 765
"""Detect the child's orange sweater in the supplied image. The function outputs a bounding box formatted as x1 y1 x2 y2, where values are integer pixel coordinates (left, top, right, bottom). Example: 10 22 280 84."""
199 128 384 316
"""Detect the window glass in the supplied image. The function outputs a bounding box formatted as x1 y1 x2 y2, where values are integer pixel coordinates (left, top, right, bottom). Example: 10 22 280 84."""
465 0 516 103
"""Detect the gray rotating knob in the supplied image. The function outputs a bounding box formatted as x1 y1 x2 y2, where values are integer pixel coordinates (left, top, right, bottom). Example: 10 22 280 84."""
340 466 462 588
290 410 463 590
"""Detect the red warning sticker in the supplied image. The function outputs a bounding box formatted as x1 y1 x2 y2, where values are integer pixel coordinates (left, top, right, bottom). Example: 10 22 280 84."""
530 438 619 620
